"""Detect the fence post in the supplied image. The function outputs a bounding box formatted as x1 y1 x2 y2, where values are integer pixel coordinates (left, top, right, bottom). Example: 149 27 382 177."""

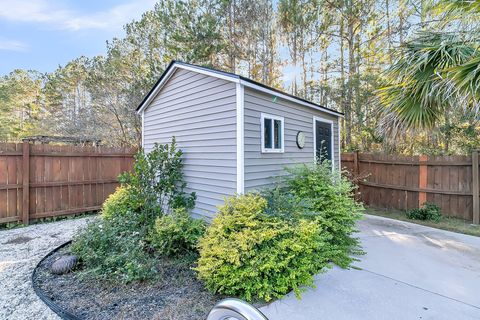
472 150 479 225
418 155 428 208
22 140 30 225
353 151 360 176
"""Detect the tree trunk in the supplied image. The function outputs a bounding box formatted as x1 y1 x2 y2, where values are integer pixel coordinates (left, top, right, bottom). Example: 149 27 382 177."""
340 15 346 149
345 3 354 147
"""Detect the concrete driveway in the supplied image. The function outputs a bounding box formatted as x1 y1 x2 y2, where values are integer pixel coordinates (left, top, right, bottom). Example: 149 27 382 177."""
261 214 480 320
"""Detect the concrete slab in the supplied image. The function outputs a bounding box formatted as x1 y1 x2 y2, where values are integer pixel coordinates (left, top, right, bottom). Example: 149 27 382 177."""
261 215 480 320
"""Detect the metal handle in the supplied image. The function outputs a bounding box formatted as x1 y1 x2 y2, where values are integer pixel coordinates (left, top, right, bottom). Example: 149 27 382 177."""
206 298 269 320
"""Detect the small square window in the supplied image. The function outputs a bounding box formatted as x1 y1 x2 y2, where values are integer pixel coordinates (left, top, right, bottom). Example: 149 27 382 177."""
261 113 284 153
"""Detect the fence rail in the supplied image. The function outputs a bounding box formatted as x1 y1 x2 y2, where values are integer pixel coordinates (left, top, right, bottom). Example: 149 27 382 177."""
341 152 480 224
2 144 477 225
0 142 136 225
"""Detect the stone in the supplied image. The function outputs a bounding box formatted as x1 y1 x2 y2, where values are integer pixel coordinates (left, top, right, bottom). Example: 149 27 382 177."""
50 255 78 275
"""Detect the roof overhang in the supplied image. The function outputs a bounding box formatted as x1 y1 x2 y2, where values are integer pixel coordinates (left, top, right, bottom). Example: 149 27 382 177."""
136 61 343 118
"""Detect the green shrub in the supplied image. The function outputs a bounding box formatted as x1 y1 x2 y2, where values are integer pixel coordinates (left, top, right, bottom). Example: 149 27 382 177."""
101 186 141 220
119 137 196 224
70 215 156 283
196 194 334 302
260 187 311 220
406 203 441 221
71 138 197 283
150 209 206 257
282 163 364 267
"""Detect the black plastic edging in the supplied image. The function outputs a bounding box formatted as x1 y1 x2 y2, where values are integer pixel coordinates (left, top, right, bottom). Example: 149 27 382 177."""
31 240 82 320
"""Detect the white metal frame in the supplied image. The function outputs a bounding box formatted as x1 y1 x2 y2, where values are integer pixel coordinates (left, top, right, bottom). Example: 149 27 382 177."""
313 116 335 166
236 83 245 194
261 113 285 153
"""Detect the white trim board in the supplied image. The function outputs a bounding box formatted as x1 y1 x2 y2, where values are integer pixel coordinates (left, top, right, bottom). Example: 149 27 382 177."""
141 111 145 148
337 121 341 170
137 67 177 114
238 79 342 118
313 116 335 167
137 61 343 118
236 83 245 194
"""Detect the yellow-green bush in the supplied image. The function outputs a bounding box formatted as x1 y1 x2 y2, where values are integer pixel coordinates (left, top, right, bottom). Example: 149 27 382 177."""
195 194 333 302
150 209 206 257
101 186 141 220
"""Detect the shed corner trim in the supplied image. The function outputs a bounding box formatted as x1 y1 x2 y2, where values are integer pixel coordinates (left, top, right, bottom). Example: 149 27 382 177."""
236 82 245 194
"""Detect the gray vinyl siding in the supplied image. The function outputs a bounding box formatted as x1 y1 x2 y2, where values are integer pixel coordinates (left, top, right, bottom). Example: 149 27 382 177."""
143 68 237 219
243 87 340 192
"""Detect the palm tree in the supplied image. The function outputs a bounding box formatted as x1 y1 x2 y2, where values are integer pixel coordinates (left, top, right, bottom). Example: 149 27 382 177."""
440 0 480 101
377 0 480 143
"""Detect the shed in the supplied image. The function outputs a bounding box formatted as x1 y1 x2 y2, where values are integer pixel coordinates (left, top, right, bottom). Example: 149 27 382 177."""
137 61 343 218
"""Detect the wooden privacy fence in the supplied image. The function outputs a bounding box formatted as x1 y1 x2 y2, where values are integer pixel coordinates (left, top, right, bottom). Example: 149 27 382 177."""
341 152 480 224
0 142 136 225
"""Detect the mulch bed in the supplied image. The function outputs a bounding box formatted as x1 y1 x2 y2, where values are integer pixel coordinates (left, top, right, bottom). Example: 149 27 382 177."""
32 244 223 320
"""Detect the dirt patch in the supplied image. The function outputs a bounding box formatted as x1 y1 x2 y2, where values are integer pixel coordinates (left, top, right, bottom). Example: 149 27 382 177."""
32 245 224 320
3 235 36 245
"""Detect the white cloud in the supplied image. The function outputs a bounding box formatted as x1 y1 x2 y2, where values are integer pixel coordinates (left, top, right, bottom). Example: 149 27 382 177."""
0 0 157 31
0 38 28 51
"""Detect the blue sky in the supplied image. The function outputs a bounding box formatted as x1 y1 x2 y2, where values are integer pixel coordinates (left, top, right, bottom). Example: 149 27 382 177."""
0 0 157 75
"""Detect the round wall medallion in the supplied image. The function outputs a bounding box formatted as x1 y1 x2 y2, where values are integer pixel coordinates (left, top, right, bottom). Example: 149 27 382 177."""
296 131 306 149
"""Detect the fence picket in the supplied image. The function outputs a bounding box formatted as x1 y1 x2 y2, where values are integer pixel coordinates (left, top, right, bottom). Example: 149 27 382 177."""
0 142 136 225
342 152 478 224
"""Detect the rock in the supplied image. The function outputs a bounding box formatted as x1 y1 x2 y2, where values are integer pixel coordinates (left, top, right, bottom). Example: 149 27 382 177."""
51 255 78 275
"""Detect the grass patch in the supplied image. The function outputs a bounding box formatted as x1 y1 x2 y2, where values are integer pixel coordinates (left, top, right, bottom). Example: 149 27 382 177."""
367 207 480 237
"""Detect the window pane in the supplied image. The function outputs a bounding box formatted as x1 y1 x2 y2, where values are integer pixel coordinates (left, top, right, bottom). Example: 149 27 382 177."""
274 119 282 149
264 118 272 148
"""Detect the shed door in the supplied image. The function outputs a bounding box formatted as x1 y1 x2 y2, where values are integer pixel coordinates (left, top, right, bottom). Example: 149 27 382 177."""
315 120 332 162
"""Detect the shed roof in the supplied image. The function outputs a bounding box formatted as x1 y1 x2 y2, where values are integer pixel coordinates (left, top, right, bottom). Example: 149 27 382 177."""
137 60 343 117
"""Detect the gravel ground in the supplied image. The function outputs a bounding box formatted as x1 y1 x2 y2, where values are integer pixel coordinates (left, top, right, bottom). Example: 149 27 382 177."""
0 217 94 320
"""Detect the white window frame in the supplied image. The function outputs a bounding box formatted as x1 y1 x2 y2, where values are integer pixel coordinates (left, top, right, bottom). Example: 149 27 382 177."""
313 116 334 165
261 113 284 153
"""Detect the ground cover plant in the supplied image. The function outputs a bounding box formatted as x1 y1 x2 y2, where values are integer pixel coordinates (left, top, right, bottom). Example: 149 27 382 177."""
71 138 197 283
406 203 442 222
196 162 364 302
149 208 206 257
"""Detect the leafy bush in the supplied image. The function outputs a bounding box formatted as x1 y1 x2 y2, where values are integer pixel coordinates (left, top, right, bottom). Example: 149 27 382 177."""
119 137 196 224
406 203 441 221
196 163 364 302
282 163 364 267
71 138 197 282
260 187 311 220
71 215 156 283
196 194 334 302
101 186 141 220
150 209 206 257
